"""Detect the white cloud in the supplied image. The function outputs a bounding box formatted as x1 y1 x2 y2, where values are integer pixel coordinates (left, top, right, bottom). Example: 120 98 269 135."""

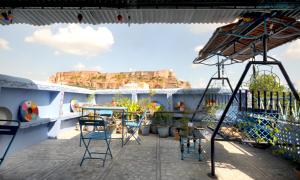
73 63 102 71
294 80 300 90
74 63 86 70
191 64 201 69
25 24 114 56
129 68 135 72
193 78 207 88
284 39 300 60
0 38 10 50
187 23 224 34
194 45 203 53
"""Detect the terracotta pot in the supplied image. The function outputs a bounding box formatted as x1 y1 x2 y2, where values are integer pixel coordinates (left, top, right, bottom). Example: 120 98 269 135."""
174 130 180 141
294 167 300 179
169 127 177 137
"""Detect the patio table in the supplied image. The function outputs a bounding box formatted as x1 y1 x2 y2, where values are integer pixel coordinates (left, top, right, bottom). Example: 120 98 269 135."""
81 106 128 147
179 127 207 161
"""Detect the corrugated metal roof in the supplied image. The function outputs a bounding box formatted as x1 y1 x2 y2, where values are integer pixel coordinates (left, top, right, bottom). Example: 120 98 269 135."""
1 8 299 26
0 8 248 25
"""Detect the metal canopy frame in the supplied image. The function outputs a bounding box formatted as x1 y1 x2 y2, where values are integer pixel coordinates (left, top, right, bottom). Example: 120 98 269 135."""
195 13 300 64
191 61 235 122
209 15 300 178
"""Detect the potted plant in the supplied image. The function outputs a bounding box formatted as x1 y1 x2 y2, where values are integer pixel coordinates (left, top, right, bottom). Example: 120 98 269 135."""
156 112 172 138
178 116 190 138
148 102 163 134
140 120 151 135
138 98 151 136
294 159 300 179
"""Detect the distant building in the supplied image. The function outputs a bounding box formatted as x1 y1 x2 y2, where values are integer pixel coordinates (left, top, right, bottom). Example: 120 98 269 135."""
49 69 191 89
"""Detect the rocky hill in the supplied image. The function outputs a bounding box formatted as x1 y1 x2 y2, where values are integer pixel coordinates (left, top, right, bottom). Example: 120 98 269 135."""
49 69 191 89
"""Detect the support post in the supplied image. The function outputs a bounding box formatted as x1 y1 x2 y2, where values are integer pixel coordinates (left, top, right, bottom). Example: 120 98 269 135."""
209 60 300 178
191 77 236 122
210 61 252 178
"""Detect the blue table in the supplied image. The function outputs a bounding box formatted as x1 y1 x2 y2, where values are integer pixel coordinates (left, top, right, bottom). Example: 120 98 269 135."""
81 106 128 147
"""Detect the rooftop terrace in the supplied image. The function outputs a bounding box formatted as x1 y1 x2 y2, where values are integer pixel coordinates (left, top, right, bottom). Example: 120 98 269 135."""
0 130 295 180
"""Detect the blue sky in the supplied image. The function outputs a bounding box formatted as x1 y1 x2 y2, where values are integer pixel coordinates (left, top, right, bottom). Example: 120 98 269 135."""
0 23 300 88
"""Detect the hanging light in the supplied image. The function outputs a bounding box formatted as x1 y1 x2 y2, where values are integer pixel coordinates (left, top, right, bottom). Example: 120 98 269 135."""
1 10 13 23
77 13 83 23
1 12 8 21
128 15 131 27
117 14 123 22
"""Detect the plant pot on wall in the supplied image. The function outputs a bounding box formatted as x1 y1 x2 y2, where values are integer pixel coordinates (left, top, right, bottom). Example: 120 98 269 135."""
141 124 150 136
150 124 158 134
157 126 170 138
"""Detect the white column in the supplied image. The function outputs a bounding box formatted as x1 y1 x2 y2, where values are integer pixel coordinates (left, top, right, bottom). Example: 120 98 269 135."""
167 93 173 111
132 92 138 103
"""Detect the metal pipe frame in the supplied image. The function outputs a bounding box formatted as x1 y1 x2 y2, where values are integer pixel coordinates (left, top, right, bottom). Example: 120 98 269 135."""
209 60 300 178
190 76 235 122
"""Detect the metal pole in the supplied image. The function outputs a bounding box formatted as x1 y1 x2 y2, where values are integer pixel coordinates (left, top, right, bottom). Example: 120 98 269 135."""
262 36 267 62
217 56 220 78
191 78 214 122
277 62 300 102
210 61 252 177
263 16 268 62
210 60 300 178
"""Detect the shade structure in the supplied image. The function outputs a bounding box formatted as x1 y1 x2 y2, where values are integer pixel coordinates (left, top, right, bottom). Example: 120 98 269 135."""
194 14 300 64
0 0 300 25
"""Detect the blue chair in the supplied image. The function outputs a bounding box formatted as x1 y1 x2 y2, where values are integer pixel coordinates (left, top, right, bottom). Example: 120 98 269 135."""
98 110 114 126
124 111 147 145
79 118 112 167
0 120 20 167
98 110 113 118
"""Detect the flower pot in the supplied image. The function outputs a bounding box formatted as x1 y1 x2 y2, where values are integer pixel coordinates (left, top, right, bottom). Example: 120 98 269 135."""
141 125 150 136
294 167 300 179
253 143 271 149
150 124 158 134
157 126 169 138
169 126 177 137
107 124 116 133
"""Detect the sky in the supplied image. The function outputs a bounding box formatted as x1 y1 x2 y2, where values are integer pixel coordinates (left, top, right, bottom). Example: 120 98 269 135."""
0 23 300 89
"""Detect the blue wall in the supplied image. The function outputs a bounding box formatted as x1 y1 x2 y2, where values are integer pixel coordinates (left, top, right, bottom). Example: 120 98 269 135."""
138 93 169 110
172 94 202 111
63 92 88 115
95 94 131 105
0 87 60 119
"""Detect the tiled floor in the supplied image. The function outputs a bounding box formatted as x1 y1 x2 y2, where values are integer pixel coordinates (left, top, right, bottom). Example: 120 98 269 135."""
0 130 297 180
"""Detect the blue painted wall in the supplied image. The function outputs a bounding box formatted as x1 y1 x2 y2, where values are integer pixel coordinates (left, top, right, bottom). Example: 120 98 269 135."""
0 87 60 120
137 93 169 110
95 94 131 105
172 94 202 111
63 92 88 115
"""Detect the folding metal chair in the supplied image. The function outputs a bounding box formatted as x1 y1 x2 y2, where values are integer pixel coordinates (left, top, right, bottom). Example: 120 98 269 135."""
79 118 112 167
0 120 20 167
124 111 147 145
